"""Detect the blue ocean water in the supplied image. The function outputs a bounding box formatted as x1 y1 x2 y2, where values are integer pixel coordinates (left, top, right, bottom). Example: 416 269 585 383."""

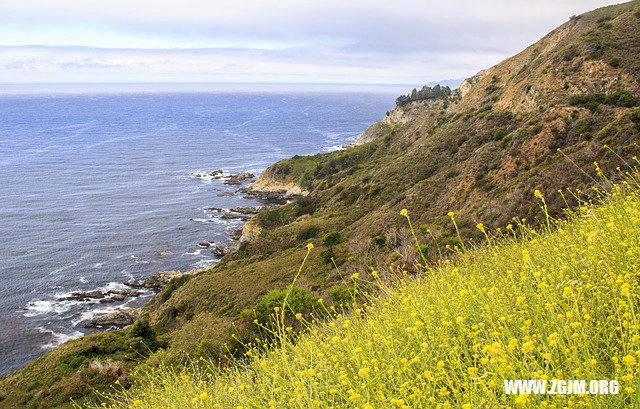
0 85 400 375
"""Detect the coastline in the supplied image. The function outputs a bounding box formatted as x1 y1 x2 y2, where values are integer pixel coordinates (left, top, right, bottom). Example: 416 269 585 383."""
82 163 319 330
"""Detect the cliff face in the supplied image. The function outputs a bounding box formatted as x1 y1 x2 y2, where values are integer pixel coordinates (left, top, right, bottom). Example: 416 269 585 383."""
355 97 458 145
3 2 640 407
243 170 309 199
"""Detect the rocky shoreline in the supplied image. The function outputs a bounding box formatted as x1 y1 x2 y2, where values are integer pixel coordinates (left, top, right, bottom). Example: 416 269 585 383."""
84 269 199 328
87 167 301 330
194 170 255 185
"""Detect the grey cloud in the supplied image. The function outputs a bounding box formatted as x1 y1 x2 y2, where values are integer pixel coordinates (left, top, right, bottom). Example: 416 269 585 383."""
0 0 627 83
57 58 122 69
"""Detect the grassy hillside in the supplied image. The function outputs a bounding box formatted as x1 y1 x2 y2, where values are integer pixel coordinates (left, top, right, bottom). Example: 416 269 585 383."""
2 1 640 407
105 169 640 408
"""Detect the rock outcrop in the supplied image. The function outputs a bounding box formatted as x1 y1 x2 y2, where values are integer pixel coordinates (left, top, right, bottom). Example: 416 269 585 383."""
240 171 308 200
239 217 262 243
85 309 141 328
224 172 255 185
126 270 195 289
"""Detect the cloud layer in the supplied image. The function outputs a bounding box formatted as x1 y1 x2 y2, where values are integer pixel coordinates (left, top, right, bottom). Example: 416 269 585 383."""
0 0 626 84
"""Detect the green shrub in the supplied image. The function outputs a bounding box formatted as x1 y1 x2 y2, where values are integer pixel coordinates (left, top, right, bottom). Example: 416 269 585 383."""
569 92 640 109
322 232 343 246
298 172 313 189
493 129 508 141
297 226 319 241
630 108 640 130
329 285 355 306
295 197 318 217
160 275 191 303
129 317 156 342
253 286 317 324
610 57 621 68
319 249 335 265
531 123 544 134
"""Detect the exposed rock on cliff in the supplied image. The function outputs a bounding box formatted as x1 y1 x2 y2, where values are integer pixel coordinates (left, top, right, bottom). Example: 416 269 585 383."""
126 270 196 289
85 308 141 328
240 170 308 200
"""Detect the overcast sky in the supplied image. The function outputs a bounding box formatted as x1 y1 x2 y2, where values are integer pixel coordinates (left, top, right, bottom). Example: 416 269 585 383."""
0 0 626 84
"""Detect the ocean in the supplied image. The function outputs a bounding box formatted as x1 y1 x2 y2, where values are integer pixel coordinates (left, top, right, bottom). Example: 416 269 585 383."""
0 84 401 376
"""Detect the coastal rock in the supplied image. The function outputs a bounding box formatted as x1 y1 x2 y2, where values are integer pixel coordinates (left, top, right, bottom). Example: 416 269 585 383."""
77 290 104 299
58 288 144 302
58 290 105 301
212 241 241 257
240 172 308 200
124 280 144 288
195 169 224 179
85 309 141 328
124 270 196 290
230 205 277 214
229 228 243 240
198 241 211 248
224 172 255 185
108 289 143 297
141 270 191 289
221 213 249 221
239 217 262 243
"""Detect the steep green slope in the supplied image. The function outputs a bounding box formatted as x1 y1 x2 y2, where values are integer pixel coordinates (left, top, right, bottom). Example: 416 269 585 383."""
108 164 640 409
2 1 640 407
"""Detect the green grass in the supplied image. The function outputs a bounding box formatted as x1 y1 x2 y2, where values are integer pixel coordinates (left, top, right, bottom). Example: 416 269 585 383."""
0 327 161 408
100 169 640 408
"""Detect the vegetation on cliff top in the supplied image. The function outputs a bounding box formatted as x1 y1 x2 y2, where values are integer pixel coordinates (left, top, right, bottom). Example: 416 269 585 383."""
395 84 453 106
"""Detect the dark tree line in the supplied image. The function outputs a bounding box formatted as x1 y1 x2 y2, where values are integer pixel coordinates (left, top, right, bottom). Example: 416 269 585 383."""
396 85 452 106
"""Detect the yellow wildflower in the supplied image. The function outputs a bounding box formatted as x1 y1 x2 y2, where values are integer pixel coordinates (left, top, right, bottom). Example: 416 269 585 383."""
620 283 631 297
622 355 637 368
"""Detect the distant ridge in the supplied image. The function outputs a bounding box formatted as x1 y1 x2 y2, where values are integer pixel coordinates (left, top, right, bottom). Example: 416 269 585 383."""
426 78 465 89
